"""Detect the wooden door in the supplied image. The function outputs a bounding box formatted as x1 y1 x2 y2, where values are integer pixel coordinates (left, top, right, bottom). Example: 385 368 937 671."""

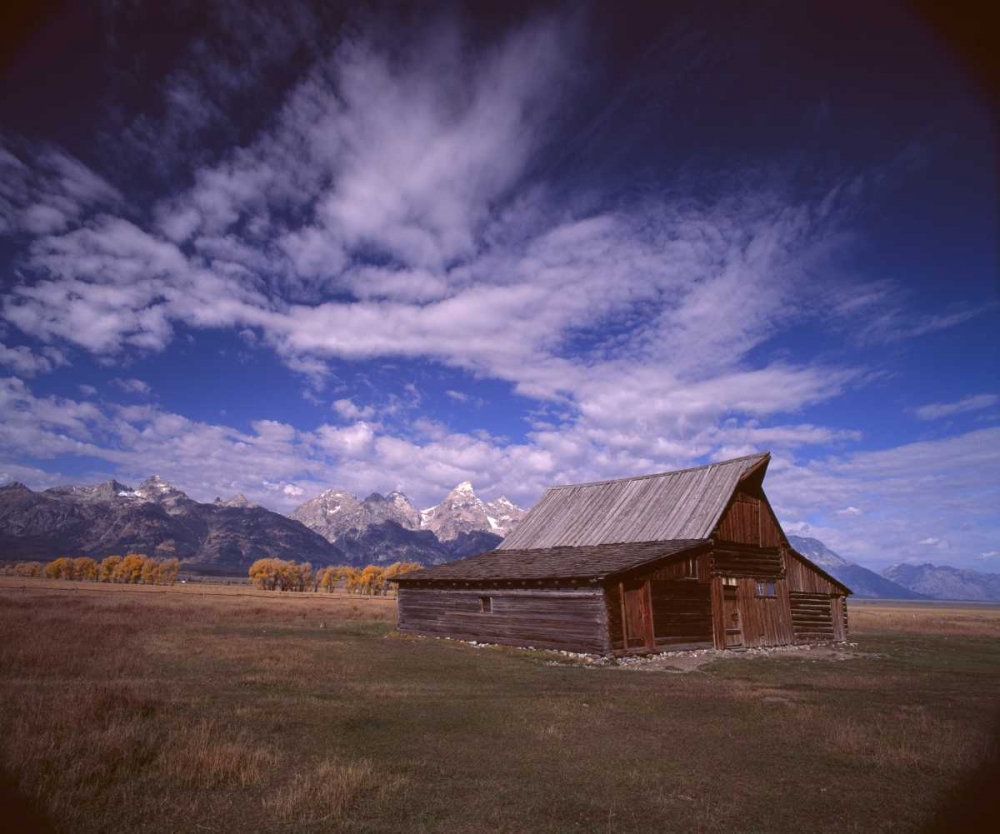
723 587 743 647
621 580 654 651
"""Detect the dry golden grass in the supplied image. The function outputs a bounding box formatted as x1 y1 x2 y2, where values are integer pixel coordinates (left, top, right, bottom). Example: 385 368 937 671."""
263 757 408 826
850 600 1000 636
0 581 997 833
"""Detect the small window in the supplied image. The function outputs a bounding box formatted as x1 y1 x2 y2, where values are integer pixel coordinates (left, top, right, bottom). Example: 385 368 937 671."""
723 576 738 587
479 596 492 613
755 580 776 598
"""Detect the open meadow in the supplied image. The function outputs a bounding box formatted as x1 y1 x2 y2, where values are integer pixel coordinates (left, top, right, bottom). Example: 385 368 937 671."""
1 577 998 833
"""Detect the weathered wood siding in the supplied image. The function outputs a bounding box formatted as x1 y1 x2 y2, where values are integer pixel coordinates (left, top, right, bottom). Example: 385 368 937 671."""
712 544 784 578
716 492 761 545
831 595 849 640
785 553 838 594
715 489 785 549
789 592 837 641
710 577 727 648
397 587 608 653
759 499 783 549
605 560 713 653
735 577 794 647
650 580 713 648
605 582 624 651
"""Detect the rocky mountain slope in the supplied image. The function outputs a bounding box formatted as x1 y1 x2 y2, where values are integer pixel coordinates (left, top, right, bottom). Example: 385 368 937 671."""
418 482 524 540
289 480 520 560
0 478 342 570
787 535 926 599
213 493 257 509
882 563 1000 602
291 481 524 545
289 490 421 542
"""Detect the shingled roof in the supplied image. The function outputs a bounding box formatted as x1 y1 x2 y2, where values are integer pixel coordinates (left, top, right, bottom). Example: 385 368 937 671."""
395 539 709 584
498 453 770 551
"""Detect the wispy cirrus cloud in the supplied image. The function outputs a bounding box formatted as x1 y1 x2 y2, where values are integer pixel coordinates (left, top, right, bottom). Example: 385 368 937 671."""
914 393 998 421
0 4 994 571
110 377 152 396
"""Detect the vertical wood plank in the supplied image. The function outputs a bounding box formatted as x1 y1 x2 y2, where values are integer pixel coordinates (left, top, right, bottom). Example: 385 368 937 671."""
619 581 629 649
643 578 655 650
710 575 726 649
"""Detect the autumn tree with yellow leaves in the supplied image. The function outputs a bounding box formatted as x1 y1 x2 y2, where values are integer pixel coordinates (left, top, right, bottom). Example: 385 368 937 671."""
248 558 314 591
33 553 179 585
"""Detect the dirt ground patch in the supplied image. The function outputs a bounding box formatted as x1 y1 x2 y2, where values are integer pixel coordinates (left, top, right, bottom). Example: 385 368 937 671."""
618 642 872 672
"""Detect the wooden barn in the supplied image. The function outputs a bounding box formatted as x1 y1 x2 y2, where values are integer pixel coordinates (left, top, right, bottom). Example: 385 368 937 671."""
396 453 851 655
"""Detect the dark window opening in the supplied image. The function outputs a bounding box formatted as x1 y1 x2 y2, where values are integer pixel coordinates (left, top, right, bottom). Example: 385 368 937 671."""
755 580 776 598
479 596 492 613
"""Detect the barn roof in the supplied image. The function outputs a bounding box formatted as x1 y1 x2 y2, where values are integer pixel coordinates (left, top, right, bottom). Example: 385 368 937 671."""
395 539 709 584
498 453 770 551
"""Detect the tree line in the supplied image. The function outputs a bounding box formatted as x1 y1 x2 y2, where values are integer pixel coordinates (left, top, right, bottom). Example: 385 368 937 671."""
1 555 180 585
248 559 421 595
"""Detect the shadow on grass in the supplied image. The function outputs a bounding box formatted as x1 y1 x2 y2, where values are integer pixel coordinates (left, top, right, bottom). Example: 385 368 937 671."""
0 770 57 834
922 712 1000 834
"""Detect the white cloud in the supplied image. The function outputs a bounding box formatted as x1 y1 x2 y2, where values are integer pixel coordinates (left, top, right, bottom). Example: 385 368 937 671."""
764 428 1000 569
332 398 375 420
283 484 305 497
0 7 993 572
1 146 122 236
0 342 69 377
914 394 998 421
110 377 152 396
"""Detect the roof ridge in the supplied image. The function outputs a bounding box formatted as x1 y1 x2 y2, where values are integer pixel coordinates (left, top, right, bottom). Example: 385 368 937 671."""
544 452 770 491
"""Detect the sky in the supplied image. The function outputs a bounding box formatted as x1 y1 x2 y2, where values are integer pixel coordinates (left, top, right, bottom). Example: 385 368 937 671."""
0 0 996 571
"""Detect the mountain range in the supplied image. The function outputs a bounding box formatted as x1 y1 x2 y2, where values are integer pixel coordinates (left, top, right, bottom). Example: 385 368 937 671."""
786 536 926 600
0 476 522 572
788 536 1000 602
288 481 523 543
881 562 1000 602
1 476 996 599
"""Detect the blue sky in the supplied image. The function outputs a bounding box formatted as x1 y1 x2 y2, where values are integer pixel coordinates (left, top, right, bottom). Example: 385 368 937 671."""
0 1 996 570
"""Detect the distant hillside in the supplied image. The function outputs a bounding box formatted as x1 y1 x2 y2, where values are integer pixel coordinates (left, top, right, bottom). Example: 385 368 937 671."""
0 478 343 571
882 563 1000 602
0 477 506 573
787 535 926 599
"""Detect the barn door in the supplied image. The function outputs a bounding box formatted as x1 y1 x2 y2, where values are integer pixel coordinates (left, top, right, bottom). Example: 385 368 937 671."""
621 580 654 651
723 587 743 647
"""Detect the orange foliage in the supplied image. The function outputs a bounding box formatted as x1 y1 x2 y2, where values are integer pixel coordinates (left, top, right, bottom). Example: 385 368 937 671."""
35 553 179 585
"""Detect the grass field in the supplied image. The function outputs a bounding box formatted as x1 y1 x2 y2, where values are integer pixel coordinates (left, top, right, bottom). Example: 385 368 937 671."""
1 578 998 833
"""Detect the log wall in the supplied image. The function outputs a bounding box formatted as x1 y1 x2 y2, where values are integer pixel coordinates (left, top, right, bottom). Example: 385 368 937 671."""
397 587 608 654
789 592 836 641
712 545 784 578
